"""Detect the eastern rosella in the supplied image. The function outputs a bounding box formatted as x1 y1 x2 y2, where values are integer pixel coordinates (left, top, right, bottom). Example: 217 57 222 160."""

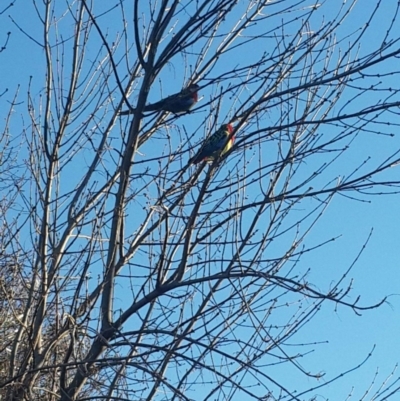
189 123 235 164
120 84 199 115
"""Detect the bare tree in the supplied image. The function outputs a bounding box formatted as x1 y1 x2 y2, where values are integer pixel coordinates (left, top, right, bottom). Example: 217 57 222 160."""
1 0 400 400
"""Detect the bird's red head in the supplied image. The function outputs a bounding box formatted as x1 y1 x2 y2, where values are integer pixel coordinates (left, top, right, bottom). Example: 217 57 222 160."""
188 84 200 102
226 123 234 134
226 123 235 142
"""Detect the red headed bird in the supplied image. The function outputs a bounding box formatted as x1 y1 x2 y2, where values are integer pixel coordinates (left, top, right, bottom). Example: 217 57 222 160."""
189 123 235 164
119 84 199 115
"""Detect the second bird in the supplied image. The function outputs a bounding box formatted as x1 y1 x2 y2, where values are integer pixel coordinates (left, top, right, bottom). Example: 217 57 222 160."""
189 123 235 164
120 84 199 115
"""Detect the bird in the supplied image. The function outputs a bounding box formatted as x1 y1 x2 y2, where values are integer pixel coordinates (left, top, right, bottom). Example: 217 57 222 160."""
119 84 200 115
189 123 235 164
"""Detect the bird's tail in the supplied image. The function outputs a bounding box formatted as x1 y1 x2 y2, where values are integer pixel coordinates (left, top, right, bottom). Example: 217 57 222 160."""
142 100 165 112
119 100 165 115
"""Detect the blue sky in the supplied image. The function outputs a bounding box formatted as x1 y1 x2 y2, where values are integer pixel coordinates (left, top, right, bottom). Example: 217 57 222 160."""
1 0 400 400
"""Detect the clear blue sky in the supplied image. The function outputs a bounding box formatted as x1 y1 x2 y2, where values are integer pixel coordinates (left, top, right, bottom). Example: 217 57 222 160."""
1 0 399 399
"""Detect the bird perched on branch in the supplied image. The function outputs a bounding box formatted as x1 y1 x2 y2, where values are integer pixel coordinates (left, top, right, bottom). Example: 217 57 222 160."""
119 84 200 115
189 123 235 164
